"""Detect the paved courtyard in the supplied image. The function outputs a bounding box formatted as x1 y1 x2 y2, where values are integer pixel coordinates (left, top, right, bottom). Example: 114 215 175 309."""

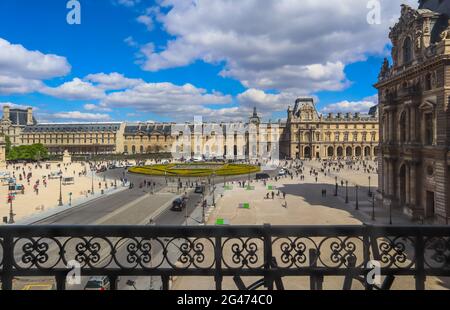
172 160 448 290
0 162 113 222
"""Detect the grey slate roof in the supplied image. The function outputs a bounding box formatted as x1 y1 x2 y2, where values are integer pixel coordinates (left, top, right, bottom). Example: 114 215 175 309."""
124 123 172 135
419 0 450 16
22 123 121 133
9 109 37 126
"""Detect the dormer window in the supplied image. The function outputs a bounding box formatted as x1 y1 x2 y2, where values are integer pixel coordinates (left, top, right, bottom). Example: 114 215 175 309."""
403 37 412 64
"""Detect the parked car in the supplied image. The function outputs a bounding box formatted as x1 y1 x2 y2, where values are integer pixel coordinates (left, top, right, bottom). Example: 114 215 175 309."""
8 184 24 193
278 169 287 176
49 172 62 179
96 166 107 173
255 173 270 180
84 276 110 290
62 177 75 185
194 185 205 194
170 197 187 211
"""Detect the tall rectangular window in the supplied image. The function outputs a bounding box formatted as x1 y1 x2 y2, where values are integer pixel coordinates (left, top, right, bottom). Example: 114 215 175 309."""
425 113 433 145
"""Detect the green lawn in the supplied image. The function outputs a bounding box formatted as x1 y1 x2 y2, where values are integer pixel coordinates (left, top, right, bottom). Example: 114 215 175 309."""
128 163 260 177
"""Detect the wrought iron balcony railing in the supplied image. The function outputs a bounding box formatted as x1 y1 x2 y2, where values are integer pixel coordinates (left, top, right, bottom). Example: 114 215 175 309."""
0 225 449 290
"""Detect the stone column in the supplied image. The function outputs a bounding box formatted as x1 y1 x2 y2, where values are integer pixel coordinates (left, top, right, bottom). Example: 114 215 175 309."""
405 163 411 205
411 107 417 143
410 163 416 207
390 111 395 142
390 159 396 198
386 159 392 196
406 107 411 142
383 158 389 195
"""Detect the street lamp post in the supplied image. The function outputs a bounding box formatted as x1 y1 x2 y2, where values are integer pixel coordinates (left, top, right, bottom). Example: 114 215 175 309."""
202 195 206 224
58 175 63 206
91 168 94 195
368 176 372 196
8 192 15 224
372 193 375 221
69 192 72 206
345 180 349 204
212 172 216 207
334 176 338 196
355 185 359 210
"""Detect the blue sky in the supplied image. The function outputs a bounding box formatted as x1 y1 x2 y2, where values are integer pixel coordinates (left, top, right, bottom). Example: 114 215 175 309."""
0 0 416 123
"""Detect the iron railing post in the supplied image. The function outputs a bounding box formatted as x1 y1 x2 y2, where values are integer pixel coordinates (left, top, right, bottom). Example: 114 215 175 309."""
263 223 273 290
362 225 372 290
55 273 66 290
109 275 118 290
214 236 223 290
415 233 425 290
161 275 170 290
1 235 13 290
309 248 322 290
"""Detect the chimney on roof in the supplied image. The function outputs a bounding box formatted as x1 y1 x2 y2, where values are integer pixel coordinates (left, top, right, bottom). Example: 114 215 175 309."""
328 113 333 119
337 112 342 119
355 112 361 119
346 112 352 119
3 105 10 121
27 107 33 125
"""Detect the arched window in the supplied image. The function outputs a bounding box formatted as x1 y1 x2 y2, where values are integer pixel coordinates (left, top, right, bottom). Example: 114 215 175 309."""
403 37 412 64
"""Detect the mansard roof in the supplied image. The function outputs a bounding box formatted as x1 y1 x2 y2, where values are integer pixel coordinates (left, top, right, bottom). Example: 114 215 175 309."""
22 123 121 133
419 0 450 16
8 109 37 126
124 123 172 135
292 98 319 119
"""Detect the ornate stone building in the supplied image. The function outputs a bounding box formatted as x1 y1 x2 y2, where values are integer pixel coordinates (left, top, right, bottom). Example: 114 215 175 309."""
20 123 126 155
286 98 379 160
0 134 6 169
0 101 378 161
123 123 174 155
0 106 36 146
375 2 450 223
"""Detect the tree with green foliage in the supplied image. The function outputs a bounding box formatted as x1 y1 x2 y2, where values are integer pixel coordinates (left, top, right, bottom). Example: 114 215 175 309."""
4 135 11 155
7 143 49 161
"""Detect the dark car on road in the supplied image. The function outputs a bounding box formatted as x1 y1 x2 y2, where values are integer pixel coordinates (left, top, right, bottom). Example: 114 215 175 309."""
194 186 205 194
255 173 270 180
170 197 187 212
84 276 110 290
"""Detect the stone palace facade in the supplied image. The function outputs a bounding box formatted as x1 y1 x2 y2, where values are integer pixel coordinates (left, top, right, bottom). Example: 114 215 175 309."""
375 2 450 223
0 101 379 161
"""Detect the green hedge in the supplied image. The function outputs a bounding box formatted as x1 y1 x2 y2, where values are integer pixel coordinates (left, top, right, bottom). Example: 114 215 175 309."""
129 163 260 177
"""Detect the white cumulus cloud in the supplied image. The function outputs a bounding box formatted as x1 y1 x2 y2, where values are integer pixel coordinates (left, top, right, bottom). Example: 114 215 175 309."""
41 78 105 100
52 111 112 121
321 95 378 114
0 37 71 95
102 81 232 118
84 72 143 90
140 0 417 94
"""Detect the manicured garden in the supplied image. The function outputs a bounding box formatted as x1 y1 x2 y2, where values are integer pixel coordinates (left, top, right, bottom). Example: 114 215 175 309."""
128 163 260 177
